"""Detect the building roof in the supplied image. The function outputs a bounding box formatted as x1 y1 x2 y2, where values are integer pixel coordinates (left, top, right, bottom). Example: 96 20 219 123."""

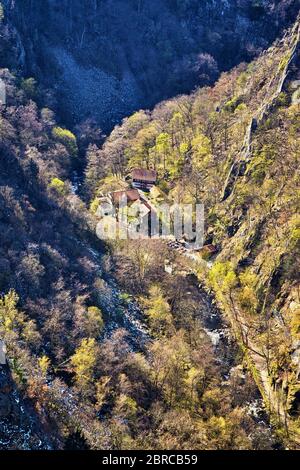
132 169 157 182
202 244 217 253
112 189 140 205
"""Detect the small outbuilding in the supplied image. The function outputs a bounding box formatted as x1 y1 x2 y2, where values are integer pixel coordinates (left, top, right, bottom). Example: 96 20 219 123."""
111 189 141 206
198 244 218 258
132 169 157 191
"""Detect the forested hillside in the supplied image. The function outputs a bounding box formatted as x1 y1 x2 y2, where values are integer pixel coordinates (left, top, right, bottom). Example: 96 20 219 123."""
87 16 300 445
0 0 299 452
1 0 299 128
0 66 282 450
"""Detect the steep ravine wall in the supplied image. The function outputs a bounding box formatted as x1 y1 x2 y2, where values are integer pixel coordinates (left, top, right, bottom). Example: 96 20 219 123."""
2 0 299 129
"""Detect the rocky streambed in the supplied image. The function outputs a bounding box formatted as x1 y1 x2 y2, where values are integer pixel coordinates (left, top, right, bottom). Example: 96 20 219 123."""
0 368 50 450
0 233 276 449
82 232 276 439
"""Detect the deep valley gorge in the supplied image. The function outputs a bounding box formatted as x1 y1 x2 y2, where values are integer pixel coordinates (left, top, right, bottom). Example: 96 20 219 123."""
0 0 299 452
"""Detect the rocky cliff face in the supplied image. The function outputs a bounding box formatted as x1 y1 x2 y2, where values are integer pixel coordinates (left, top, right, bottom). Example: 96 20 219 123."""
1 0 299 129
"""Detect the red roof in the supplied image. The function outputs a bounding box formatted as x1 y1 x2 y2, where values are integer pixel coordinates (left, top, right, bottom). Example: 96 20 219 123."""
202 244 217 253
112 189 140 204
132 168 157 182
